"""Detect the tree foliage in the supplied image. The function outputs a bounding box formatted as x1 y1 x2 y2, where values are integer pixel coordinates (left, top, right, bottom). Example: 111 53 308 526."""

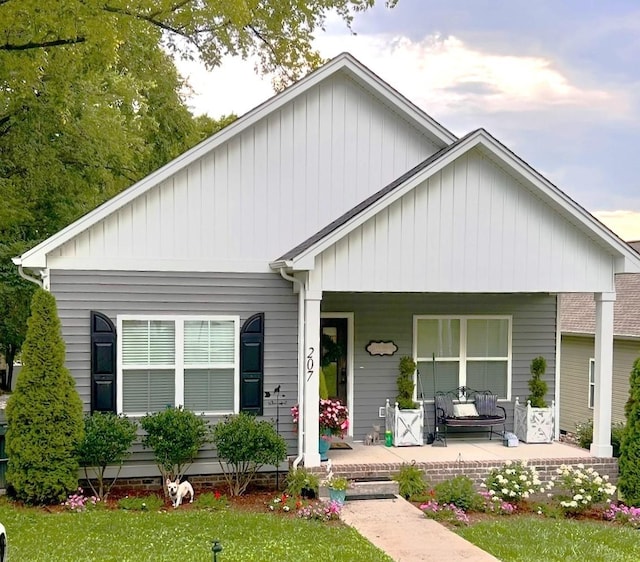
140 406 209 486
619 357 640 505
211 413 287 496
77 412 139 500
5 289 85 504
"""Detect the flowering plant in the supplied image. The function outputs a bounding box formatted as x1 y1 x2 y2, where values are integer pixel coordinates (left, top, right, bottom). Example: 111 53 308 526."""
291 398 349 438
604 503 640 528
419 500 470 526
482 460 545 504
550 463 616 513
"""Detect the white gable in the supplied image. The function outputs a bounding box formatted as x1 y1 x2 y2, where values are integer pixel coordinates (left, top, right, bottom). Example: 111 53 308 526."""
314 147 617 292
44 72 441 272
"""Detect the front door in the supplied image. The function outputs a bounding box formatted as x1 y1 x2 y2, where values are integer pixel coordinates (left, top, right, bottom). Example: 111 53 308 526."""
320 318 348 405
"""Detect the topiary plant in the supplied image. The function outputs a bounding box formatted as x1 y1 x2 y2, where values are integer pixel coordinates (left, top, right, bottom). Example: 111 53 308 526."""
396 355 418 409
619 357 640 505
212 413 287 496
5 289 85 504
141 406 209 488
527 356 548 408
77 412 138 500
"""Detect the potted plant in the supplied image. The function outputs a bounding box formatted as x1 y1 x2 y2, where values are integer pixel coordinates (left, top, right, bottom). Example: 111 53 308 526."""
386 356 424 447
291 398 349 461
514 356 555 443
324 473 349 504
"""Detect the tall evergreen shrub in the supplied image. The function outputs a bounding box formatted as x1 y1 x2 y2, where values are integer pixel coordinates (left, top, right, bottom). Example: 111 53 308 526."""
5 289 84 504
619 357 640 505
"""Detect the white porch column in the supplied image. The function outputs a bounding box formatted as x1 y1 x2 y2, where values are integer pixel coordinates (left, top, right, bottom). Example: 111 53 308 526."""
591 292 615 458
303 288 322 467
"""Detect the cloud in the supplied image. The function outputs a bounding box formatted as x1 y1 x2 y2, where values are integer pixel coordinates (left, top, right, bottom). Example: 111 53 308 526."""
594 211 640 242
314 33 629 117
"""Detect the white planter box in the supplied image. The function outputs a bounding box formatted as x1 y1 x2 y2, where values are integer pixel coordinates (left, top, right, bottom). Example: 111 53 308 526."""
385 400 424 446
514 398 555 443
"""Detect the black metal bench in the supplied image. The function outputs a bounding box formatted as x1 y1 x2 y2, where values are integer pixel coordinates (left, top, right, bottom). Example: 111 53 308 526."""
434 386 506 445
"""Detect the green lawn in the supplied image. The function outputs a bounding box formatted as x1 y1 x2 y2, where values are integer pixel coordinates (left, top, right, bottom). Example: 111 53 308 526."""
0 501 392 561
458 515 639 562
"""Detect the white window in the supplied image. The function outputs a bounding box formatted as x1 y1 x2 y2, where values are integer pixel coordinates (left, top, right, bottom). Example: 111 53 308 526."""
117 316 239 415
588 358 595 409
414 315 512 399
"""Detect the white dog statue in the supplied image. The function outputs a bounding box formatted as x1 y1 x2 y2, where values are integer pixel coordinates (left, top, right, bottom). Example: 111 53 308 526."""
166 478 195 508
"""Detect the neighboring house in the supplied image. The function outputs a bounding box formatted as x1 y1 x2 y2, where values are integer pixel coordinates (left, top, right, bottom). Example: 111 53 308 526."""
12 53 640 475
560 241 640 434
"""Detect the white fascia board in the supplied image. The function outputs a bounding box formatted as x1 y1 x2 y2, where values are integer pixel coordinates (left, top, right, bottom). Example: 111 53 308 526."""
478 135 640 274
18 53 455 270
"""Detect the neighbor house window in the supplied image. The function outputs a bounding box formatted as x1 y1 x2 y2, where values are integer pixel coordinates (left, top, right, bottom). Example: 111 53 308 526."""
118 316 239 415
588 358 595 409
414 316 512 399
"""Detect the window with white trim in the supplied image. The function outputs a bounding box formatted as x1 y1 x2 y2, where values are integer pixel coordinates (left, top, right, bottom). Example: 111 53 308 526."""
414 315 512 399
588 358 595 409
118 316 239 415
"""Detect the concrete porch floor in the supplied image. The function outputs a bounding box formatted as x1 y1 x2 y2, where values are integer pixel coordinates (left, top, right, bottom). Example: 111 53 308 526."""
327 438 592 465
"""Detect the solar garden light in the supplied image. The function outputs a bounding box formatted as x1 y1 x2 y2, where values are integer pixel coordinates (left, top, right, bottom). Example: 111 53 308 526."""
212 540 223 561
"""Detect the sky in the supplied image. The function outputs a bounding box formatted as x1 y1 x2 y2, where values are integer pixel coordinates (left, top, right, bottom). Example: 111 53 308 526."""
175 0 640 242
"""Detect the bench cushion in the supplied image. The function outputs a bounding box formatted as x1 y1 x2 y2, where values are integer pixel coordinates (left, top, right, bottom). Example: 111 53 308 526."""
453 403 478 417
475 393 498 417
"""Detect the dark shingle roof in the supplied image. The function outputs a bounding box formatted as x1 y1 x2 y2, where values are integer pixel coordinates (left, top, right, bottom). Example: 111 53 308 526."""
560 254 640 338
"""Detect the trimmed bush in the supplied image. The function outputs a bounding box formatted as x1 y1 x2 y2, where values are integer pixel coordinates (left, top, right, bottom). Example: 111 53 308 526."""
140 406 209 485
211 413 287 496
619 358 640 505
5 289 84 504
527 356 548 408
77 412 138 500
434 475 483 511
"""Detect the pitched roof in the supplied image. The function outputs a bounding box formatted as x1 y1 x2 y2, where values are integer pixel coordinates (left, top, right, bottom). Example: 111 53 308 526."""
272 128 640 275
560 268 640 339
14 52 457 270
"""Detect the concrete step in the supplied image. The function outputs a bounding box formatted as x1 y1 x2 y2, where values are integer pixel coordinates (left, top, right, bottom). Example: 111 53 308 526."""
319 479 399 501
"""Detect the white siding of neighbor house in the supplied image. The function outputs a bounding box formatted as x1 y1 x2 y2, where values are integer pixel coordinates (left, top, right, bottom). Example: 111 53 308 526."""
46 73 440 272
315 148 615 293
560 335 640 433
50 269 298 476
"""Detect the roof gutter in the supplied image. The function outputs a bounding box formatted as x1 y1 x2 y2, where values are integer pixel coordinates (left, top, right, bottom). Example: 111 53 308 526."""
278 268 306 469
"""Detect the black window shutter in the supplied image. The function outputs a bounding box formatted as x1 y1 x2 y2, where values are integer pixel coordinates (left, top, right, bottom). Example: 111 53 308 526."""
240 313 264 415
90 311 117 413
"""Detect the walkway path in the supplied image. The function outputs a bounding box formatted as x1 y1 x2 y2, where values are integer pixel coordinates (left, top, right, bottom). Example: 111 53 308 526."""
341 497 500 562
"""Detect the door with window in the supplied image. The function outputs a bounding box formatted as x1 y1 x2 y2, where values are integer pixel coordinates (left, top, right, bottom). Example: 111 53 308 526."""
320 318 348 405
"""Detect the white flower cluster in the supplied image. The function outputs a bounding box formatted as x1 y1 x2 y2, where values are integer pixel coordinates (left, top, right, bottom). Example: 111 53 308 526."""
482 460 545 503
551 463 616 512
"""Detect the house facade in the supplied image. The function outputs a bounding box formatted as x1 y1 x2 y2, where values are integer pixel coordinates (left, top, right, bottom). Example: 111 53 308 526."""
13 54 640 474
559 241 640 434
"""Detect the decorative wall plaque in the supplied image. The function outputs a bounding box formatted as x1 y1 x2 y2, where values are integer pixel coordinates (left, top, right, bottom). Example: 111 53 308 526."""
366 340 398 356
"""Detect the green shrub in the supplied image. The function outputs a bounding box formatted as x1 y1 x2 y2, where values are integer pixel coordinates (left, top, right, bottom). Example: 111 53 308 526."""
484 460 543 504
527 356 548 408
211 413 287 496
434 475 483 511
5 289 84 504
285 467 320 498
117 494 164 511
140 406 209 486
77 412 138 500
575 418 625 457
619 358 640 505
393 462 427 499
396 356 418 409
194 491 228 510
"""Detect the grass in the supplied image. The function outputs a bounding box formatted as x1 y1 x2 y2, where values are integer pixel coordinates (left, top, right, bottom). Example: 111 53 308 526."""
0 499 392 561
457 515 640 562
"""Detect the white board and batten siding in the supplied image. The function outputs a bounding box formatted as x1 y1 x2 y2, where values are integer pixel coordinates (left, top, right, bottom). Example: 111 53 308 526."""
316 148 615 293
50 269 298 476
46 73 440 273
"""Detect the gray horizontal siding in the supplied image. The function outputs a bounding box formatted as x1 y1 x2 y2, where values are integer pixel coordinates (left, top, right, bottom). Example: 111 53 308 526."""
560 334 640 433
50 269 298 471
322 292 557 441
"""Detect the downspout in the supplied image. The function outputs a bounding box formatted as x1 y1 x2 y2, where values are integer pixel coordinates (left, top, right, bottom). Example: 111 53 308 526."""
279 268 306 469
554 294 561 441
17 266 43 288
